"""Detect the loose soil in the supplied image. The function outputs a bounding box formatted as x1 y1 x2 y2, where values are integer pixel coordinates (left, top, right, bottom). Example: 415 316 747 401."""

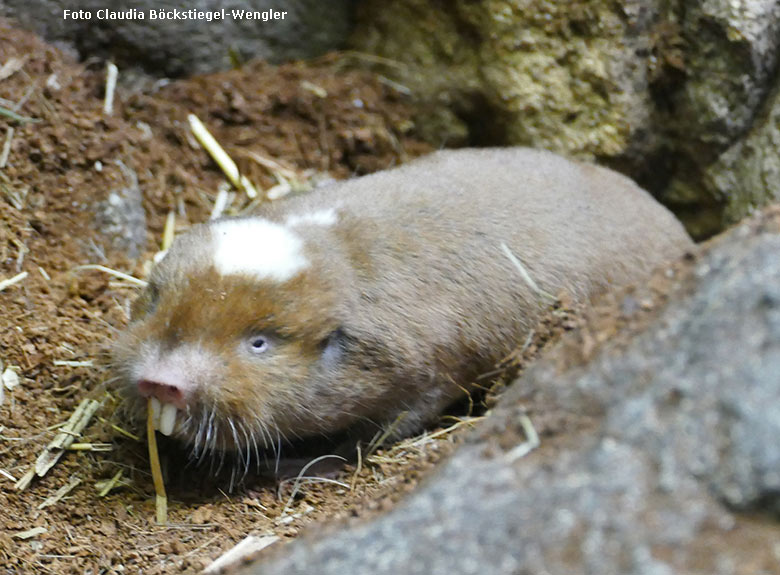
0 20 712 575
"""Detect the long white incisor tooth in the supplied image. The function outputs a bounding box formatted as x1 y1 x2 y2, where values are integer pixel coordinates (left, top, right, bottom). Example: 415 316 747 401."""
150 397 162 430
158 402 178 436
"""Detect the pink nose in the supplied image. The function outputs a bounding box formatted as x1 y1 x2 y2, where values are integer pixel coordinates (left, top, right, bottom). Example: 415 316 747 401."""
138 379 187 409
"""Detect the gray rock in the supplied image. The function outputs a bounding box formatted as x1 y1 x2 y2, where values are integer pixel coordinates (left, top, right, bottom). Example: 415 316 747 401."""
242 441 720 575
688 82 780 232
92 162 147 259
352 1 780 238
527 224 780 513
239 213 780 574
0 0 354 76
661 0 780 237
671 0 780 151
352 0 661 163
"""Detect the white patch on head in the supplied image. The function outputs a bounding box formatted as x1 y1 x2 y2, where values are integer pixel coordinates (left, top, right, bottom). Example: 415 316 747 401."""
285 208 338 228
211 218 308 282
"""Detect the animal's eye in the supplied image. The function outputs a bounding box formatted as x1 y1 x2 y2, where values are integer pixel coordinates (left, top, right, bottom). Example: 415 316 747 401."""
247 335 270 354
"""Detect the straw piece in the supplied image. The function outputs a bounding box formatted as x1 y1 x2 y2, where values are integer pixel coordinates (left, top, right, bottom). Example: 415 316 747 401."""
97 470 123 497
15 399 100 490
0 126 14 168
203 535 280 574
161 210 175 251
38 475 81 509
103 62 118 115
500 243 557 302
13 526 47 540
0 271 27 292
30 399 101 480
71 264 147 287
0 57 25 81
146 398 168 525
188 114 257 199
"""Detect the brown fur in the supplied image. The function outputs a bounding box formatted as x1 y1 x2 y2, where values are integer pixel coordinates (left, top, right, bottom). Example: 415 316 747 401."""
112 148 693 454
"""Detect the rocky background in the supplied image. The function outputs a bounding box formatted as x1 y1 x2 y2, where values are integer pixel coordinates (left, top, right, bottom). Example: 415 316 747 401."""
352 0 780 239
0 0 356 76
2 1 780 574
4 0 780 238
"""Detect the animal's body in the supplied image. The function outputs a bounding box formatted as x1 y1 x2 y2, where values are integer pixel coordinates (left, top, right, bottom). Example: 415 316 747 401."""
113 148 692 458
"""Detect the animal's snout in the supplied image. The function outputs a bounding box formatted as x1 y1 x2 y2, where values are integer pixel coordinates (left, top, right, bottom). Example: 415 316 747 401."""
137 378 189 436
132 343 217 436
138 379 187 409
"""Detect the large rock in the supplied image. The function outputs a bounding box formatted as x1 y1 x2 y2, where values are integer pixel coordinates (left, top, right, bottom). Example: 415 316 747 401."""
670 0 780 151
352 1 780 239
238 208 780 574
703 85 780 230
91 162 147 259
660 0 780 237
353 0 661 162
0 0 354 76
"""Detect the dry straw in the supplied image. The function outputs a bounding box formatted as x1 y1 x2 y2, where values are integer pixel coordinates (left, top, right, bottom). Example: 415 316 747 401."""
146 398 168 525
188 113 258 199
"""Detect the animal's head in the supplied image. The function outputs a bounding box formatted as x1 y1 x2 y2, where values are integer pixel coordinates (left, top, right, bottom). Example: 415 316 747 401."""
111 216 358 463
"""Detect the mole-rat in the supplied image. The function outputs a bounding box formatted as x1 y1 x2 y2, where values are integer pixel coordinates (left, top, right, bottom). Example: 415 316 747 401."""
112 148 692 462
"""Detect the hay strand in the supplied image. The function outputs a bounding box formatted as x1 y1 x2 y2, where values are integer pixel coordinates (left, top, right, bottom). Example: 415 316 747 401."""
38 475 81 509
504 413 540 461
146 398 168 525
16 398 101 490
500 243 556 302
0 126 14 168
0 271 27 292
103 62 118 115
161 210 176 251
96 469 124 497
71 264 147 287
188 113 257 199
203 535 280 574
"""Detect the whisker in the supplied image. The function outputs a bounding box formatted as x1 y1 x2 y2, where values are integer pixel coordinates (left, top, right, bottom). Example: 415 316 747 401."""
206 407 217 455
249 426 261 473
239 421 254 476
215 437 227 475
275 430 282 476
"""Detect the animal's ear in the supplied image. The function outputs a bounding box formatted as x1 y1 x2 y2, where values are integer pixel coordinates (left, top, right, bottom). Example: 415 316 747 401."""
130 282 160 321
319 328 348 369
320 324 394 373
